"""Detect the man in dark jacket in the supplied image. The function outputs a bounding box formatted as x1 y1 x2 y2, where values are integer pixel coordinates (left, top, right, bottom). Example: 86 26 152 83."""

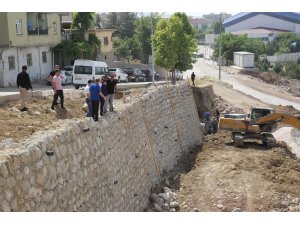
191 72 196 86
17 65 33 111
104 74 118 112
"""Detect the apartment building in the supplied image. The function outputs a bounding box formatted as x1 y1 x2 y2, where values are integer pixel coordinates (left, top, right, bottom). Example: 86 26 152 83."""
0 12 61 87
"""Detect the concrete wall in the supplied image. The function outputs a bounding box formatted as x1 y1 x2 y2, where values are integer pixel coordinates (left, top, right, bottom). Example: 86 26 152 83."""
1 46 52 87
260 52 300 64
0 82 203 211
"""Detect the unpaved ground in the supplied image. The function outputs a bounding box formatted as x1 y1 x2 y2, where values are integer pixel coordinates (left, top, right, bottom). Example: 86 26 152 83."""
157 78 300 212
0 94 86 143
146 78 300 212
176 132 300 212
0 88 143 145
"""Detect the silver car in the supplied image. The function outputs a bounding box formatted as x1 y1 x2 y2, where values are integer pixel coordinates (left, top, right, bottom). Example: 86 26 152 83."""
45 70 73 86
109 68 128 82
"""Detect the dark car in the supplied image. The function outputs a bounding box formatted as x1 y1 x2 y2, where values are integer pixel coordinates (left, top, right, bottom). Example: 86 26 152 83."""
141 69 161 81
125 68 146 82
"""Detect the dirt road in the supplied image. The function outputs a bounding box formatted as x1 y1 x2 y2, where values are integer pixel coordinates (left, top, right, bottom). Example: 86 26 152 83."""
174 79 300 212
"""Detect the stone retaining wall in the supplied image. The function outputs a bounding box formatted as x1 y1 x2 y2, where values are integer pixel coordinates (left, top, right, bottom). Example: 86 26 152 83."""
0 82 202 211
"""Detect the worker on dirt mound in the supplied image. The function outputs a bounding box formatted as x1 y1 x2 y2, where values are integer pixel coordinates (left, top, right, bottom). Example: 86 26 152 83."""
17 65 33 112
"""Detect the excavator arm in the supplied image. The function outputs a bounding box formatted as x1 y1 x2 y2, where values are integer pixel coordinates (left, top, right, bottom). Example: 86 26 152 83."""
255 113 300 129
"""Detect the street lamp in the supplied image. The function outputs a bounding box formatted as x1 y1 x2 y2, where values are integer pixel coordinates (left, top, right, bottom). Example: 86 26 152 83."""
218 13 222 80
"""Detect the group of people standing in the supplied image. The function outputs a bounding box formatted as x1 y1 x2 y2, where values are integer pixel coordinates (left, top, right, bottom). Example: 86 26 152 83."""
84 73 118 121
16 64 117 119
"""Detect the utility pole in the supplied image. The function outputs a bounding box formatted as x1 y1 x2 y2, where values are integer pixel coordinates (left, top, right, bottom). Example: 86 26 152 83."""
150 13 155 85
218 13 222 80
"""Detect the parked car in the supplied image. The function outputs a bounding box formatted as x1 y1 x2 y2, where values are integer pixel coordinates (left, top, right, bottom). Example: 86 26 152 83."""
45 70 73 86
125 68 146 82
168 70 183 80
63 65 73 76
109 68 128 83
141 69 161 81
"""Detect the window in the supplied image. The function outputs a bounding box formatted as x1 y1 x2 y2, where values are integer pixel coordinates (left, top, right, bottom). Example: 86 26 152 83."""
42 51 47 63
27 12 48 35
16 19 23 35
53 21 57 34
74 66 92 75
95 67 108 75
103 36 109 46
26 54 32 66
8 56 15 70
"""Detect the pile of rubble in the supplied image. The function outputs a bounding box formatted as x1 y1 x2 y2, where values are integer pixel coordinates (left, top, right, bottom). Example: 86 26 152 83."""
212 96 245 114
273 195 300 212
275 76 300 97
249 72 300 97
147 185 180 212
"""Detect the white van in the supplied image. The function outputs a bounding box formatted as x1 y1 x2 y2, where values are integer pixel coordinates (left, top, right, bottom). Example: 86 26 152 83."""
72 59 109 89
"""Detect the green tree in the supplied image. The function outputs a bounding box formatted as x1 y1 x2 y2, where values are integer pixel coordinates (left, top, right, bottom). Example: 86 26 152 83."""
113 12 137 38
153 12 197 84
256 58 270 72
210 20 225 34
72 12 96 32
95 14 102 28
134 13 161 64
113 38 131 62
106 12 118 29
266 32 300 55
284 61 300 80
213 33 267 64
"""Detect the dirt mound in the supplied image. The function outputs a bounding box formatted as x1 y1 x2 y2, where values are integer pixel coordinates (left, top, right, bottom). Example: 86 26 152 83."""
175 131 300 212
258 72 280 84
0 94 87 144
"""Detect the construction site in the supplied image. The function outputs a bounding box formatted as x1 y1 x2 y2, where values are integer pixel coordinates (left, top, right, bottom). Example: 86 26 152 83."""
0 67 300 212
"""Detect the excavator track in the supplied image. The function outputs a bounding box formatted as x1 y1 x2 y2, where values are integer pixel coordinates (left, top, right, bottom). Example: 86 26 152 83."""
233 133 244 147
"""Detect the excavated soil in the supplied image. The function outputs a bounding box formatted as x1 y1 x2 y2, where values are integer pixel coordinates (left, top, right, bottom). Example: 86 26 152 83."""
0 95 86 143
175 131 300 212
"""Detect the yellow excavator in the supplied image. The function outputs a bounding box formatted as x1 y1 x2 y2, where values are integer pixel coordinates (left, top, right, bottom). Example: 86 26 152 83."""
219 107 300 147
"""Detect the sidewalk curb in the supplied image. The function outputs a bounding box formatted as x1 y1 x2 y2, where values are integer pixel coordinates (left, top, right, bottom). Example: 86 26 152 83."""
0 91 43 106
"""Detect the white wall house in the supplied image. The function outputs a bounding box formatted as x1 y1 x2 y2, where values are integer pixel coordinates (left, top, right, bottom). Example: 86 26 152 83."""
1 46 52 86
223 12 300 36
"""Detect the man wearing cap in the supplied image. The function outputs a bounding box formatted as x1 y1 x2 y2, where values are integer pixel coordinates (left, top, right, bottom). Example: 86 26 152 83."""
17 65 33 111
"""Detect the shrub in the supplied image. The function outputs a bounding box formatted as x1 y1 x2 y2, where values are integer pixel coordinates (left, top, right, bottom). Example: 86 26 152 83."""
272 62 283 74
256 58 270 72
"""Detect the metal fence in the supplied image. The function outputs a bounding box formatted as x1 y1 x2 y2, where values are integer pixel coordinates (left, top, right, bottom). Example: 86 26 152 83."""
260 52 300 63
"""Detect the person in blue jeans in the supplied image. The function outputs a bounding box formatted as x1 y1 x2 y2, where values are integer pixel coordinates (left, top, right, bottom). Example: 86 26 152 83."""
84 80 93 117
89 79 105 121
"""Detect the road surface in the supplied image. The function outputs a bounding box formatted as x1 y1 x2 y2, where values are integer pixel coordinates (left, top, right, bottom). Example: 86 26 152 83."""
183 58 300 110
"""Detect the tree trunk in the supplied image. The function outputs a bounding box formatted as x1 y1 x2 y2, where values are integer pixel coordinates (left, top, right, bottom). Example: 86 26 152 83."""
171 71 176 85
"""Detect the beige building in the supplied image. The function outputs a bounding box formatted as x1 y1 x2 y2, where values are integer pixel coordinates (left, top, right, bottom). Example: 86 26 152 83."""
0 12 62 87
86 29 115 62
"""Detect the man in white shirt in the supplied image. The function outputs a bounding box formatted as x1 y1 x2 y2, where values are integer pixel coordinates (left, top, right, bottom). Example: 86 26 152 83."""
51 70 65 110
84 80 93 117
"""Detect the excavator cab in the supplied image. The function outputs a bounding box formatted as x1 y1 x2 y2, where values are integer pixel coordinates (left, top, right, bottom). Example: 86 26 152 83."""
250 108 274 120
